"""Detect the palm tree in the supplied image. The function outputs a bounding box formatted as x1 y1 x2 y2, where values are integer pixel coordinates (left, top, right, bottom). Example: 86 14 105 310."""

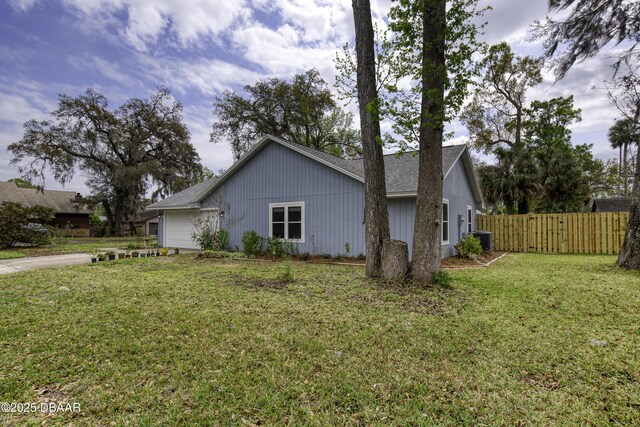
608 118 639 196
478 146 538 214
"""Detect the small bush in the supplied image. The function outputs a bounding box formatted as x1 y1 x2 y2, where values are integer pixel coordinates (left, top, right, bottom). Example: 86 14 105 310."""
432 270 453 288
266 236 285 257
50 224 72 246
251 236 299 258
191 218 228 251
0 202 54 248
455 235 483 258
278 260 294 281
356 253 365 260
299 252 310 261
217 229 229 251
242 231 264 256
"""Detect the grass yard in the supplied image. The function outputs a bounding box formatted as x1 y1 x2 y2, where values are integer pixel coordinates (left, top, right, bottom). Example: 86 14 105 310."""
1 254 639 425
0 251 27 260
0 237 152 258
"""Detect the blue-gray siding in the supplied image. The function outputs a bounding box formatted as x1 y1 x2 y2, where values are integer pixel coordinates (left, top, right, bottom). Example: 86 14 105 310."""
201 142 366 255
441 159 479 257
167 141 479 258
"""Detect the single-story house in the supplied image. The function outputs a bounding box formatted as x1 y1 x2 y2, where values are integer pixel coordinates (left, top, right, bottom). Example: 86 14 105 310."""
147 135 484 258
591 197 632 212
0 181 91 236
129 210 160 236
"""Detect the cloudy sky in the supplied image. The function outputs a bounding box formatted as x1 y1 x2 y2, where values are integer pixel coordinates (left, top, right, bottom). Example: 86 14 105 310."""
0 0 624 193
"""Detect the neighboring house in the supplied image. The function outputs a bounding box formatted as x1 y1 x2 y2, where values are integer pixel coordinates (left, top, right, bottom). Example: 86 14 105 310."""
0 181 91 236
148 135 484 258
591 197 632 213
128 210 160 236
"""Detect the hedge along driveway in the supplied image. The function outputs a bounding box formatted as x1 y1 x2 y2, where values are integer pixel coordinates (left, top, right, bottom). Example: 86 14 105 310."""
0 254 639 425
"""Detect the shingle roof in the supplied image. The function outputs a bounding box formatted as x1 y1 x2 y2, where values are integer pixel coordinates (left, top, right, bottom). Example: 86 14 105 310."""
591 197 632 212
271 137 468 193
133 210 160 222
0 181 91 214
147 136 478 209
147 177 219 209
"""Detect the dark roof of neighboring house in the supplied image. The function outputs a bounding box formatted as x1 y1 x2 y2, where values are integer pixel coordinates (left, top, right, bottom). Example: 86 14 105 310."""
133 210 160 223
147 135 482 210
0 181 91 214
591 197 632 212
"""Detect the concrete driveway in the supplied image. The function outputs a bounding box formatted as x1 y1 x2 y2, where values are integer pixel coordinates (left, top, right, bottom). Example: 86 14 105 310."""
0 254 92 275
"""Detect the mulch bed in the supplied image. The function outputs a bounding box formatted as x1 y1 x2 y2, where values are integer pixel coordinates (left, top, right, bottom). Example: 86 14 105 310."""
442 251 508 268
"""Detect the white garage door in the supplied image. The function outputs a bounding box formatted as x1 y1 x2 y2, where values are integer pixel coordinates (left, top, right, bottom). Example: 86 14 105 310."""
164 209 218 249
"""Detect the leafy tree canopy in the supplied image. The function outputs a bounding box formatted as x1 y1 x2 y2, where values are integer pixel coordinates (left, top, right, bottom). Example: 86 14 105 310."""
7 178 37 188
9 88 203 235
336 0 487 151
211 69 361 160
533 0 640 79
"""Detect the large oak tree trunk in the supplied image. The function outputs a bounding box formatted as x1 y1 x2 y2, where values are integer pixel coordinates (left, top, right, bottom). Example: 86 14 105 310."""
352 0 390 278
411 0 446 283
617 143 640 269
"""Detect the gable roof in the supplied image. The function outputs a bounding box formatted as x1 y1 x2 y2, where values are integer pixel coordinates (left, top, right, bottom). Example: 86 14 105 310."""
591 197 632 212
0 181 91 214
146 176 219 210
147 135 483 210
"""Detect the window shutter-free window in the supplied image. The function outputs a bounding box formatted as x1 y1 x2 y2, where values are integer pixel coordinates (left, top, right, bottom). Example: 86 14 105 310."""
272 207 285 238
269 202 305 242
442 199 449 244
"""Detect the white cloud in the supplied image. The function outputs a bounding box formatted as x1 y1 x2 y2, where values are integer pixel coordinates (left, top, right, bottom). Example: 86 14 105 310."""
6 0 39 12
60 0 250 50
232 22 337 76
132 53 262 95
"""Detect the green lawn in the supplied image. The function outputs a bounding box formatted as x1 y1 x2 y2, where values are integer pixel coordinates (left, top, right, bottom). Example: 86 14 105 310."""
0 251 27 260
1 254 639 425
0 237 153 258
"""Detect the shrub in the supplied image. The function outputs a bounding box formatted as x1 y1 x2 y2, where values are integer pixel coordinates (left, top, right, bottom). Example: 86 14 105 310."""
265 237 298 257
217 229 229 251
266 236 285 257
191 217 228 251
278 260 294 281
50 224 73 246
0 202 54 248
432 270 453 288
89 212 103 227
299 252 310 261
242 231 264 256
357 253 365 260
455 235 483 258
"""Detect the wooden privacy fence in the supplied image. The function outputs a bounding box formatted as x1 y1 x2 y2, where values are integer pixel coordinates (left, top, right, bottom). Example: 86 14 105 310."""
476 212 629 254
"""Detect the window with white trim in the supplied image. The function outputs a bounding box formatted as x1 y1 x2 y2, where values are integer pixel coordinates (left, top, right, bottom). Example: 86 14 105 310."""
269 202 305 242
442 199 449 244
467 206 473 234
